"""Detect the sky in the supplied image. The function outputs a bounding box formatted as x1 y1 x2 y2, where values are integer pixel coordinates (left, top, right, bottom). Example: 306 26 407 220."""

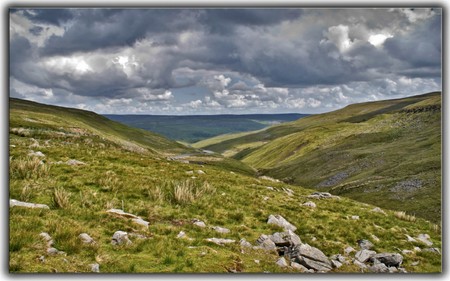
9 7 442 115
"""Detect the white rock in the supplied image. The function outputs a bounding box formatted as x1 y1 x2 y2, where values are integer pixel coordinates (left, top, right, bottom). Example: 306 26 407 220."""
90 263 100 273
177 231 186 239
416 234 433 246
405 234 417 243
267 214 297 232
371 207 386 215
28 150 45 157
185 171 194 175
212 226 230 234
192 219 206 228
79 233 95 244
371 234 380 242
302 201 316 208
205 238 235 246
344 246 356 255
263 196 270 201
351 215 360 220
111 231 132 246
66 159 86 166
240 238 252 248
196 170 205 175
276 257 288 268
10 199 49 209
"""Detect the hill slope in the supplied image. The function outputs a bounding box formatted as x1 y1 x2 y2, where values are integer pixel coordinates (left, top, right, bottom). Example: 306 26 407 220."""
196 92 441 222
9 98 441 273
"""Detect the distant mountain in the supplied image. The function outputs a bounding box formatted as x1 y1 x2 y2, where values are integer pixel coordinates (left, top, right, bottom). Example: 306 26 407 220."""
195 92 441 222
104 114 308 143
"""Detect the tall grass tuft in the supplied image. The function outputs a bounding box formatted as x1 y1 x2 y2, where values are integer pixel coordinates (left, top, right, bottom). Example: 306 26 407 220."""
394 211 417 222
168 180 215 205
99 171 122 192
53 187 71 209
10 157 50 179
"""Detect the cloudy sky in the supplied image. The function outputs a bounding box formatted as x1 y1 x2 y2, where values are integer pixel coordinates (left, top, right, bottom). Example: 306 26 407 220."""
9 8 441 114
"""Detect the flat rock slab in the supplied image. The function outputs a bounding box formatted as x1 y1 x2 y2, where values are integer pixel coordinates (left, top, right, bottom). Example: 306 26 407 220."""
205 238 235 246
267 214 297 232
10 199 49 209
372 253 403 267
292 243 333 272
106 209 149 227
355 249 377 263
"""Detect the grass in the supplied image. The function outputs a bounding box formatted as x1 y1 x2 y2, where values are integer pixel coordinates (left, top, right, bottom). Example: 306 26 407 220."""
199 92 441 223
9 97 442 273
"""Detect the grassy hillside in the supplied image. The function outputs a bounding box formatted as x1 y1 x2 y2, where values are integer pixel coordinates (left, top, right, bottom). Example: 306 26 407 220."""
197 92 441 223
9 98 441 273
105 114 307 143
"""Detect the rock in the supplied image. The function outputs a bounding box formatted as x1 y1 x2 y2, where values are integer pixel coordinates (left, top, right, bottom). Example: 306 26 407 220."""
351 215 360 220
267 214 297 232
111 231 132 246
344 246 355 255
270 230 302 247
357 239 374 250
330 254 347 268
176 231 186 239
46 247 59 255
307 192 339 200
416 234 433 246
291 262 309 272
302 201 316 208
413 247 422 252
78 233 95 244
196 170 205 175
254 260 260 264
240 238 252 248
38 256 45 263
259 176 280 182
255 235 277 251
291 243 333 272
368 263 389 273
205 238 235 246
331 259 343 268
90 263 100 273
106 209 149 227
405 234 417 243
411 261 420 266
276 257 288 268
192 219 206 228
423 248 441 254
10 199 49 209
282 187 294 196
39 232 54 247
353 259 367 270
371 207 386 215
28 150 45 157
266 186 275 191
185 171 194 175
212 226 230 234
66 159 86 166
371 234 380 242
402 249 414 255
263 196 270 201
355 249 377 263
371 253 403 267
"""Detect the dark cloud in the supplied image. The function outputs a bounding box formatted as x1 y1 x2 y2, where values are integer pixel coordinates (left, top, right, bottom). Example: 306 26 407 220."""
20 8 75 26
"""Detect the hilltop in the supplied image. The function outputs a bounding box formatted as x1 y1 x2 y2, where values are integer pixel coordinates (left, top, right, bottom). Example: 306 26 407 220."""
9 97 441 273
194 92 441 223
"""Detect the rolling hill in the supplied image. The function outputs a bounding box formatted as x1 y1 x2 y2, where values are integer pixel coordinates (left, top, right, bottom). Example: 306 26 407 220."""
9 97 441 273
195 92 442 223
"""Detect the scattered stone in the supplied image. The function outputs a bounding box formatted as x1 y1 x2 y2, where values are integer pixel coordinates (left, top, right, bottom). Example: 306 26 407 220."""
331 259 343 268
344 246 356 255
205 238 235 246
177 231 187 239
368 263 389 273
416 234 433 246
263 196 270 201
38 256 45 263
266 186 274 191
371 207 387 215
371 253 403 267
255 234 277 251
353 259 367 270
413 247 422 252
270 230 302 247
302 201 316 208
291 243 333 272
90 263 100 273
282 187 294 196
196 170 205 175
111 231 132 246
330 254 347 267
355 249 377 263
212 226 230 234
185 171 194 175
128 233 147 239
106 209 149 227
291 262 310 272
79 233 95 244
10 199 49 209
351 216 360 220
28 150 45 157
46 247 59 255
423 248 441 254
276 257 288 268
307 192 340 200
259 176 280 182
311 236 317 242
371 234 380 242
267 214 297 232
405 234 417 243
66 159 86 166
357 239 374 250
402 249 414 255
240 238 252 248
254 260 260 264
411 261 420 266
192 219 206 228
39 232 54 247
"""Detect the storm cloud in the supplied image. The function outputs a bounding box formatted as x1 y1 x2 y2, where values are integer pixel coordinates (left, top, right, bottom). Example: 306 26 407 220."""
9 8 441 114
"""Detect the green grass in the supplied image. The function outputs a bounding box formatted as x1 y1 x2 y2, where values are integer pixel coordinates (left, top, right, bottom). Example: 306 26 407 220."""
198 92 441 223
9 97 441 273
